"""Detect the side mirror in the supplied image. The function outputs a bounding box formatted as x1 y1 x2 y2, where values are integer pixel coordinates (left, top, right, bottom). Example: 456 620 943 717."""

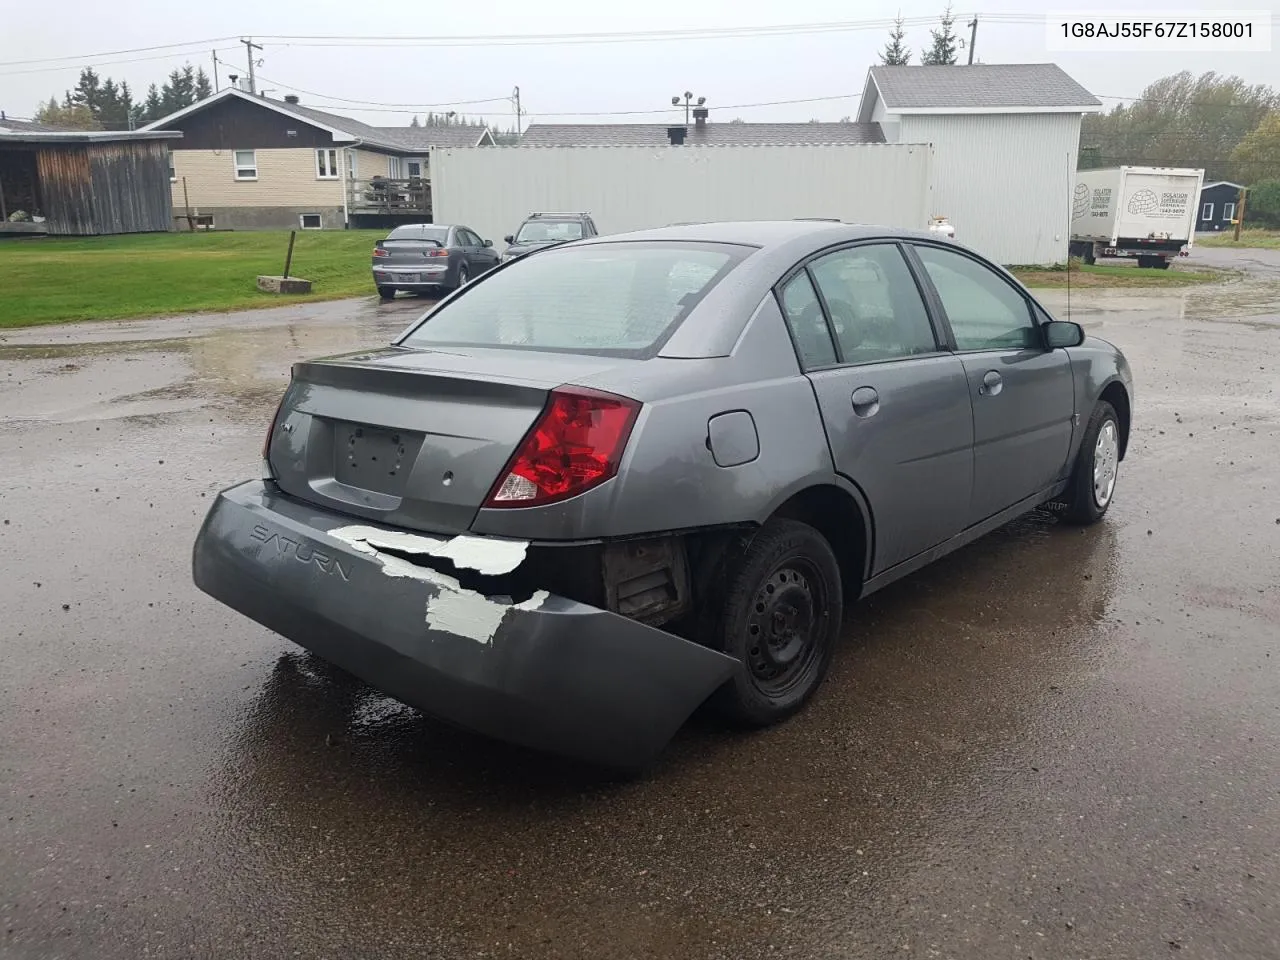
503 235 514 244
483 238 492 247
1043 320 1085 349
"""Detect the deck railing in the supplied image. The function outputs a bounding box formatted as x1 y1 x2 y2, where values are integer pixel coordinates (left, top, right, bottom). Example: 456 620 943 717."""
347 177 431 216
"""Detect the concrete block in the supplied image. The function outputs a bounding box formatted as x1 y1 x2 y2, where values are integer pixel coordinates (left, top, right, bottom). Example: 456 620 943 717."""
256 275 313 294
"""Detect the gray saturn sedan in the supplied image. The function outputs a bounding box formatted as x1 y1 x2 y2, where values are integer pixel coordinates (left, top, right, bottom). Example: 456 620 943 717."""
194 220 1133 770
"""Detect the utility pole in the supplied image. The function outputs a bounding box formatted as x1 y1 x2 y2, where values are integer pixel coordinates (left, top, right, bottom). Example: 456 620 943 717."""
1234 187 1248 241
211 50 220 93
240 37 262 94
512 85 522 135
967 17 978 64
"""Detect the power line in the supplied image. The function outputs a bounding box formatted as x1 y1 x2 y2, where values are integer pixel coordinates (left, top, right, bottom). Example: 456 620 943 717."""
0 37 239 68
3 14 1049 70
1093 93 1277 111
0 48 238 77
252 75 512 110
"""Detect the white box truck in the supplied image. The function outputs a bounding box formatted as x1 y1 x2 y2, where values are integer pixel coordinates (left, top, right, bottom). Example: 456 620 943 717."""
1069 166 1205 269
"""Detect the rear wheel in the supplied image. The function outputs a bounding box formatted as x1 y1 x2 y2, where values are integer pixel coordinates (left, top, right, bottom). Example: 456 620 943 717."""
1057 400 1121 526
377 285 396 300
455 264 470 290
708 519 843 727
1154 258 1171 270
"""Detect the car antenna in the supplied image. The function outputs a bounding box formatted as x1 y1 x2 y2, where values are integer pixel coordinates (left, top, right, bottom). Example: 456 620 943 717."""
1065 151 1073 324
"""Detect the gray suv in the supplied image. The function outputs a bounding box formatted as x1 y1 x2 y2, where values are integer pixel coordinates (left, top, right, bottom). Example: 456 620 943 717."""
501 212 598 261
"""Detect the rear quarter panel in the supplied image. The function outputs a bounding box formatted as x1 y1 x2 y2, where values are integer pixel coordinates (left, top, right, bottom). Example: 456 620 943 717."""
469 295 839 540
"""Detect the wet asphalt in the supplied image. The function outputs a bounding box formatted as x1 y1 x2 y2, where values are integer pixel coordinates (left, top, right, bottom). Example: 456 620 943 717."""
2 253 1278 960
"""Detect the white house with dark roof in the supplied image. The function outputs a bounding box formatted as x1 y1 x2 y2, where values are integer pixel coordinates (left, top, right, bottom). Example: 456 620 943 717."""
141 87 494 230
858 63 1103 264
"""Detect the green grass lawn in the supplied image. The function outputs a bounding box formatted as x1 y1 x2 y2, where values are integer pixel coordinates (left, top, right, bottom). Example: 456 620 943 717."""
0 230 1231 329
0 230 387 328
1196 229 1280 250
1010 261 1225 289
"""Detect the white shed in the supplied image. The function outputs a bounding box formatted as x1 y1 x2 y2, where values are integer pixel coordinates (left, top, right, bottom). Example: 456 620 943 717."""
859 64 1102 265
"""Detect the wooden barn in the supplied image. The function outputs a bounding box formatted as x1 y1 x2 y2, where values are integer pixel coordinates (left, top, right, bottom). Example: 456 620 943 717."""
0 125 182 236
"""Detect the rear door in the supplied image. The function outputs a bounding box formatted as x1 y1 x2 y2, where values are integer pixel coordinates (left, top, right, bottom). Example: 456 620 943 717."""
781 242 974 574
908 242 1074 526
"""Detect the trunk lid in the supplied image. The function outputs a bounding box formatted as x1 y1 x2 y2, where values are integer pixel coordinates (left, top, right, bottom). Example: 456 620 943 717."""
374 238 445 268
267 346 630 534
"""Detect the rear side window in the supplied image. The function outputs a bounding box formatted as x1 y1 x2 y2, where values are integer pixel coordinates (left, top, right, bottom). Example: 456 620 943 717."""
778 272 837 368
400 241 751 358
807 243 938 363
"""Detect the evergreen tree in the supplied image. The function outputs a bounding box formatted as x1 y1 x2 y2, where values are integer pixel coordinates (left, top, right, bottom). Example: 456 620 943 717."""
194 67 212 101
881 13 911 65
921 4 959 65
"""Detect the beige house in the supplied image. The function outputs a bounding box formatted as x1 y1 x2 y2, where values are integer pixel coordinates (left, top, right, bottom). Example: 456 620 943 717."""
140 87 494 230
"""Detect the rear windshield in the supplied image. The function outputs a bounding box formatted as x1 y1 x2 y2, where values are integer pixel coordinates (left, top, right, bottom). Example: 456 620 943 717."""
386 225 449 244
399 241 752 358
514 220 585 244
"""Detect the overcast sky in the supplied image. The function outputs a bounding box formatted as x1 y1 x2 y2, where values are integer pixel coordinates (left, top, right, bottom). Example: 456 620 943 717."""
3 0 1276 128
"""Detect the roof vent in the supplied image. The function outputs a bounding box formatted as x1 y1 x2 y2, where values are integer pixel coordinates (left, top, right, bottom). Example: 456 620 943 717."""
284 94 300 104
667 126 687 146
692 107 709 127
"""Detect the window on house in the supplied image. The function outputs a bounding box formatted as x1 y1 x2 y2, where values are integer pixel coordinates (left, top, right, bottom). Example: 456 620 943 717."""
316 149 338 179
299 213 323 230
194 215 215 230
345 149 358 179
388 156 403 178
1202 202 1214 221
233 150 257 180
167 150 175 182
406 158 423 179
1223 202 1236 222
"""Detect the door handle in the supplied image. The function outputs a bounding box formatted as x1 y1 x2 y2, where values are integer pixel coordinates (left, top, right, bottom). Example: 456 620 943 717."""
851 386 880 418
979 370 1003 397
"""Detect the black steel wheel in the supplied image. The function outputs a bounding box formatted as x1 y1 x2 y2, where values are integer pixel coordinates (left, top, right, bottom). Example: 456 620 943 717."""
709 519 842 727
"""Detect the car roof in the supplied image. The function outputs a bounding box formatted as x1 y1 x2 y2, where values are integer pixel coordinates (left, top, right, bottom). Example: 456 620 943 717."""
578 219 937 249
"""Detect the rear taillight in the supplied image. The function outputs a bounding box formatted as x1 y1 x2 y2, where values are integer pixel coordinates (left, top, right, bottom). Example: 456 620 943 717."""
423 249 449 258
373 247 389 258
484 387 641 508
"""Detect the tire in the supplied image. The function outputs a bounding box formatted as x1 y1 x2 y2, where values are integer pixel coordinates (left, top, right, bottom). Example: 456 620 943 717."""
707 519 843 727
1082 247 1097 265
1137 255 1156 269
1057 400 1122 526
454 264 470 290
377 286 396 300
1154 258 1171 270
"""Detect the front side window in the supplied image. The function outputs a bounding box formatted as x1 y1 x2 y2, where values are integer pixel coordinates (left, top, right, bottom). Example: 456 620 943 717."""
514 220 585 244
777 271 836 369
807 243 938 364
400 241 751 358
316 148 338 178
913 244 1038 351
233 150 257 180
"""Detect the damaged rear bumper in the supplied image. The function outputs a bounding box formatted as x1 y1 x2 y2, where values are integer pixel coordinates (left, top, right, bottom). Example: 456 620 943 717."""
192 480 737 768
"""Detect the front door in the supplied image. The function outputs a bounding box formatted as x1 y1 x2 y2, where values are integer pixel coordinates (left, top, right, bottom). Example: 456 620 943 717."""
909 243 1075 526
779 242 974 575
